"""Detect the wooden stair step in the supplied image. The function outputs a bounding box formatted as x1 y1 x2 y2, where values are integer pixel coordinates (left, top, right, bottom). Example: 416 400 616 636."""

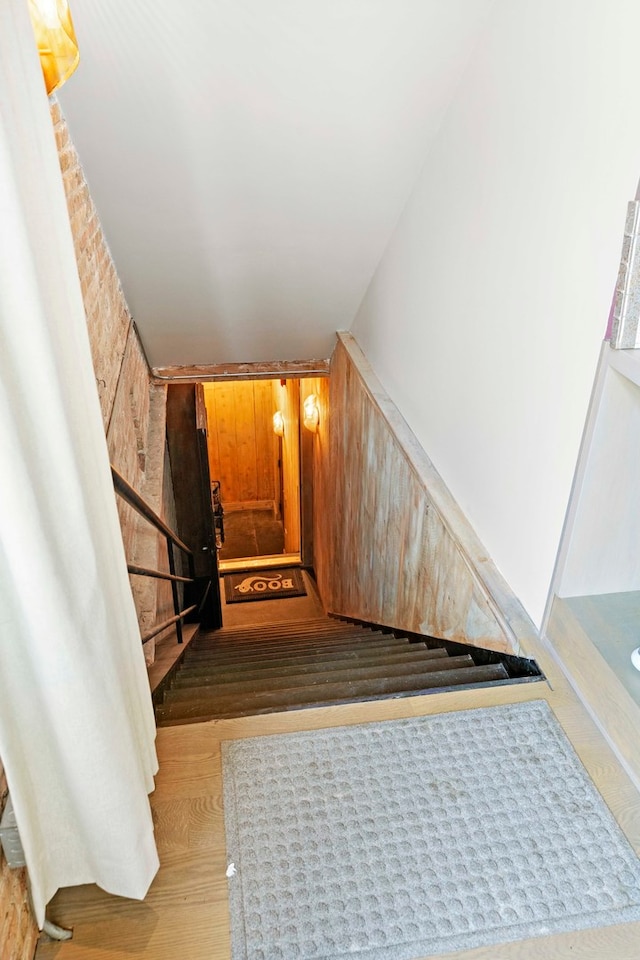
182 635 412 665
188 629 396 656
172 646 449 684
196 619 367 642
163 655 477 701
157 663 510 722
177 642 437 675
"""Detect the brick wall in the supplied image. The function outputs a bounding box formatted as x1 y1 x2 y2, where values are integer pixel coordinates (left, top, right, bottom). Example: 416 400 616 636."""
0 762 38 960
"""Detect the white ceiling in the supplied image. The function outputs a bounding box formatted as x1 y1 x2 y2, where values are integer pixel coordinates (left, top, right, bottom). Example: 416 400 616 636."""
59 0 492 367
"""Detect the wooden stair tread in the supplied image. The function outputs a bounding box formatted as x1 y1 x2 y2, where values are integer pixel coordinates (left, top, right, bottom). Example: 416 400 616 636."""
182 640 415 666
171 648 451 685
177 642 442 673
157 663 510 721
188 630 399 656
196 619 369 641
164 654 477 700
154 610 532 726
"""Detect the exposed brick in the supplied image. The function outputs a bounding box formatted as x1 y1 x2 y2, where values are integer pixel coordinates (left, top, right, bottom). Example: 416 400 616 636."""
0 764 37 960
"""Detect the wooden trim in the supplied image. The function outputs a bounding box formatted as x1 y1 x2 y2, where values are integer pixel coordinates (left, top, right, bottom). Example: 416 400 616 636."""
335 331 540 656
218 552 301 573
152 359 330 383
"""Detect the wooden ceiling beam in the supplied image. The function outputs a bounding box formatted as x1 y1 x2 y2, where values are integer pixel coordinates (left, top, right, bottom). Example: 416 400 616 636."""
152 358 330 383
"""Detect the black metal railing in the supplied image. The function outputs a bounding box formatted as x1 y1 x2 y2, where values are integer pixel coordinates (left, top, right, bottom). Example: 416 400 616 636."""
111 465 198 644
211 480 225 549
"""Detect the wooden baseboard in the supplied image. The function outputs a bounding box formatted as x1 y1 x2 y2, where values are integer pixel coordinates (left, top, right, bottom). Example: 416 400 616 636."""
219 553 301 574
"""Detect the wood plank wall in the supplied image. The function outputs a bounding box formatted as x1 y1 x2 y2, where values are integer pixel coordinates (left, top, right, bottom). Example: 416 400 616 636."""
313 335 539 656
203 381 278 508
272 379 301 553
300 377 328 566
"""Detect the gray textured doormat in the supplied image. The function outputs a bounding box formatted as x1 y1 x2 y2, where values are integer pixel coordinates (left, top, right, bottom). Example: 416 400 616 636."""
222 700 640 960
224 568 306 603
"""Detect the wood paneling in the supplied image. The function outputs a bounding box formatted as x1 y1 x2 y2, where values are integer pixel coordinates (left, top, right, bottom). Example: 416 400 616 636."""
235 384 257 500
299 377 328 567
203 381 277 507
313 334 539 656
272 380 301 553
254 382 276 507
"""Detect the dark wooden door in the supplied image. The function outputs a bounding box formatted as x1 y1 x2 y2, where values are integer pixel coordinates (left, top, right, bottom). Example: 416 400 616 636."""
166 384 222 629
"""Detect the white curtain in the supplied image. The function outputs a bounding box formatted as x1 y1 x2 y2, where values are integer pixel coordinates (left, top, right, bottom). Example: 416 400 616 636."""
0 0 159 926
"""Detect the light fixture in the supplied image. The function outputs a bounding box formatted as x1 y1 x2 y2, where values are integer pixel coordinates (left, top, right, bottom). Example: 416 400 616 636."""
28 0 80 96
303 394 320 433
272 410 284 437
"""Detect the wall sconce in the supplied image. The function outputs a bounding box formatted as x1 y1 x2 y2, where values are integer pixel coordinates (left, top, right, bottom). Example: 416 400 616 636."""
272 410 285 437
303 394 320 433
28 0 80 95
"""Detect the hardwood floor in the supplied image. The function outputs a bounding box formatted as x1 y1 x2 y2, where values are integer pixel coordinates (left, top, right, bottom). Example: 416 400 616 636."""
36 627 640 960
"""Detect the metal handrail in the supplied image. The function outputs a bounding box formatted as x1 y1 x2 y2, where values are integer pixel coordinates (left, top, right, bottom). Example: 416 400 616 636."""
111 467 193 555
111 465 197 644
140 606 198 644
211 479 224 549
126 564 192 584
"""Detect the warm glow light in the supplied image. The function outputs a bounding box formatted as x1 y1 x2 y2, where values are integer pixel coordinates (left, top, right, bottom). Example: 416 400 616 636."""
28 0 80 95
303 394 320 433
272 410 285 437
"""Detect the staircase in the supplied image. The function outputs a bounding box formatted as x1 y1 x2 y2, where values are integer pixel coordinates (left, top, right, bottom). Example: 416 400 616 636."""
155 616 535 725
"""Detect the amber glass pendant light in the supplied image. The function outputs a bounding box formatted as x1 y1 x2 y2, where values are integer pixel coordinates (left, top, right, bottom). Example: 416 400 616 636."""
28 0 80 95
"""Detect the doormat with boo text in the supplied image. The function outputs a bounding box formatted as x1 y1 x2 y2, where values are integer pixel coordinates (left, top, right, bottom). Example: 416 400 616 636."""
224 568 306 603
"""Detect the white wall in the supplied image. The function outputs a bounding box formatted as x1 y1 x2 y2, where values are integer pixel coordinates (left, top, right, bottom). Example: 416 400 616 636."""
60 0 493 367
351 0 640 627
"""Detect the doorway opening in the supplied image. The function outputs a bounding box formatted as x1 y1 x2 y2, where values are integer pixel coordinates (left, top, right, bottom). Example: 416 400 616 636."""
202 378 302 573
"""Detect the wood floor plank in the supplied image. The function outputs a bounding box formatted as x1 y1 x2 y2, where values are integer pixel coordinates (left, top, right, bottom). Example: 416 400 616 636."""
38 900 230 960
